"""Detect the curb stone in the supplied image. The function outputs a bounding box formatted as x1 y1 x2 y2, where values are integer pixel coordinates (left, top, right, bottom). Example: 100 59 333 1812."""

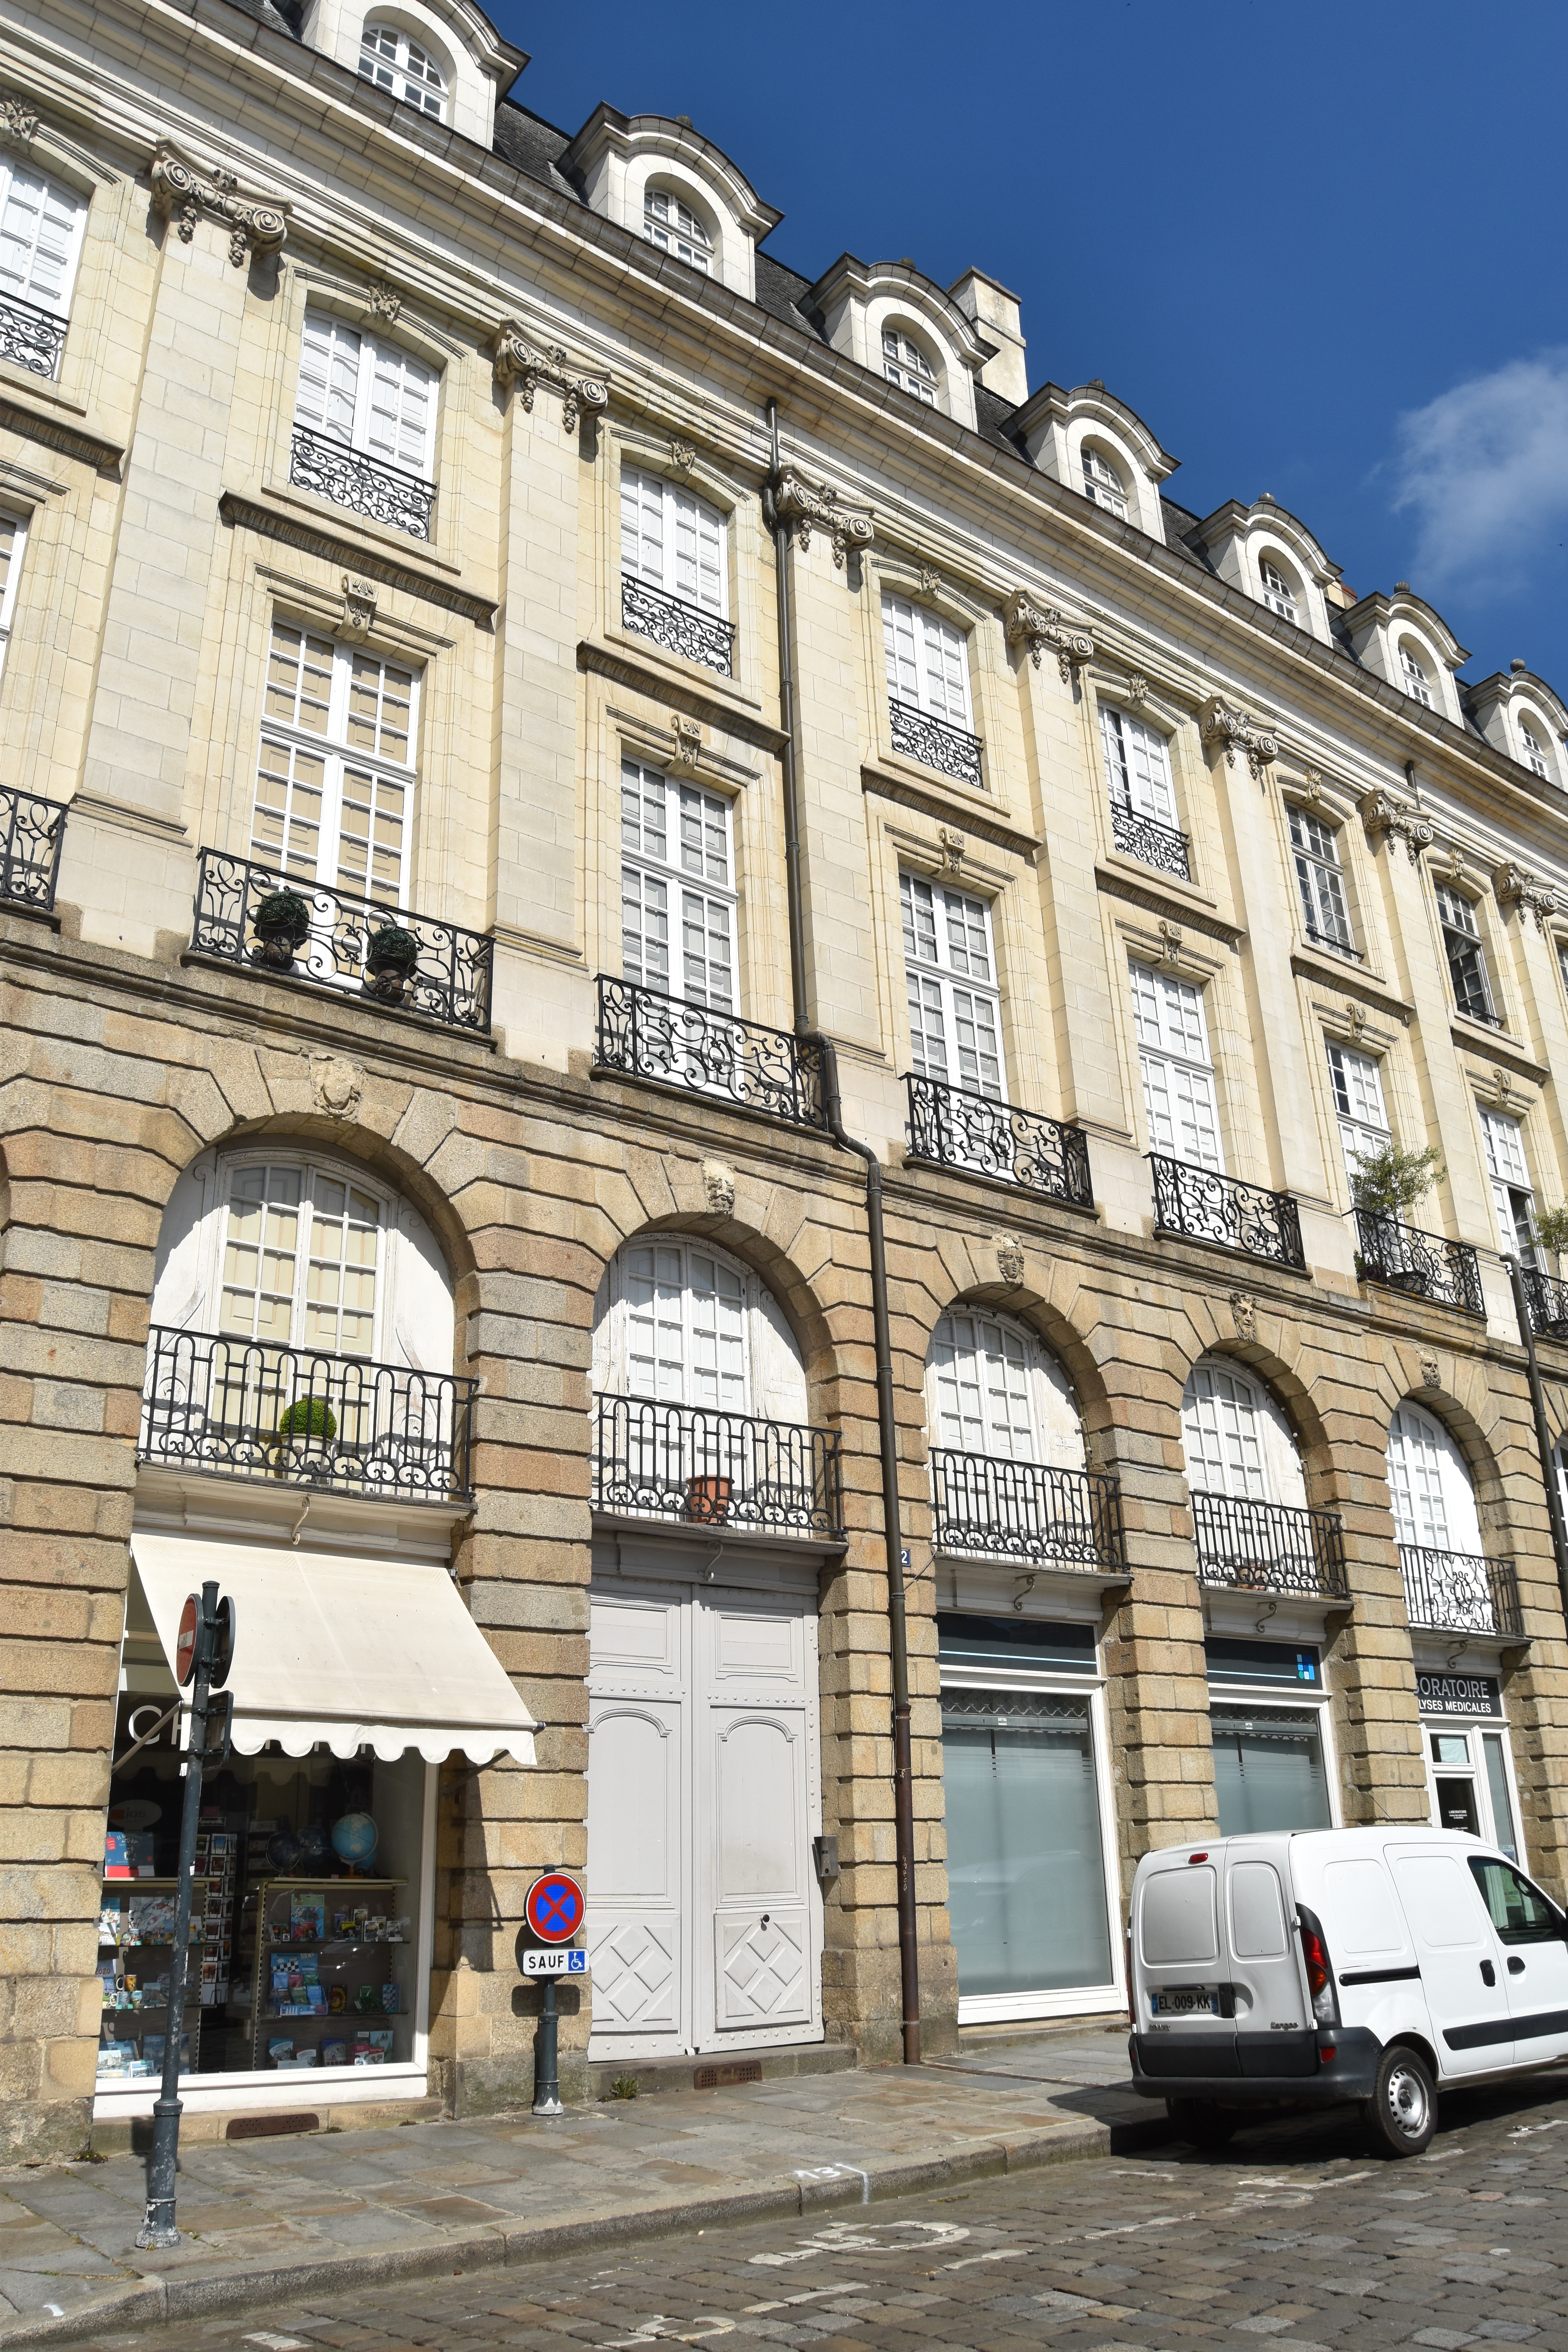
0 2111 1171 2348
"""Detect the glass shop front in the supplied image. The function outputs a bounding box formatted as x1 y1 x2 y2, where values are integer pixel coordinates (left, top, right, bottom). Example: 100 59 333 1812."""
938 1613 1122 2023
1206 1638 1335 1837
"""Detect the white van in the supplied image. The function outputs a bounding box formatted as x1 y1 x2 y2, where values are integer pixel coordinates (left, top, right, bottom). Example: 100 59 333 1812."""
1128 1826 1568 2156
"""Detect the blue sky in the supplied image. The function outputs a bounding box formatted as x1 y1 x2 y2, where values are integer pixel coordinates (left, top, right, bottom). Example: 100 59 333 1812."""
498 0 1568 698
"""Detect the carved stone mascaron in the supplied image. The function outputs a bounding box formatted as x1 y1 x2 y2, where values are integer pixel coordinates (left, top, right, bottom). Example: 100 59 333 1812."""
149 140 287 266
772 465 875 566
489 323 610 433
1003 589 1094 682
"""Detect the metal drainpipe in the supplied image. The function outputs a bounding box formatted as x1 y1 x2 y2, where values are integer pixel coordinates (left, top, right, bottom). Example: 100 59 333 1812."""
766 399 921 2065
1503 1254 1568 1626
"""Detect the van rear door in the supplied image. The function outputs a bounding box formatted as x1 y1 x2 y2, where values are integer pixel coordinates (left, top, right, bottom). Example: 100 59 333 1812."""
1135 1851 1238 2077
1224 1849 1314 2076
1387 1842 1513 2076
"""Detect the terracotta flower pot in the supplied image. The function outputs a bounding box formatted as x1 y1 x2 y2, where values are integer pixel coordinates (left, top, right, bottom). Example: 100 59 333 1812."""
686 1475 732 1525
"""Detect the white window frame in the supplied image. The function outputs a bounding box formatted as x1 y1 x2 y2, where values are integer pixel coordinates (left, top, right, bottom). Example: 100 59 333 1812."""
882 592 972 728
1081 445 1128 519
619 758 737 1013
1289 808 1356 955
1130 959 1222 1171
1436 884 1496 1025
294 309 437 481
1519 720 1550 779
619 463 728 618
1326 1041 1390 1180
592 1235 809 1426
1181 1358 1307 1508
643 186 712 271
1479 1107 1537 1261
210 1155 387 1360
357 22 447 118
1100 705 1178 829
900 872 1003 1101
938 1638 1125 2027
0 156 87 331
1399 641 1435 708
882 327 936 406
0 505 29 685
1259 557 1298 622
251 622 419 910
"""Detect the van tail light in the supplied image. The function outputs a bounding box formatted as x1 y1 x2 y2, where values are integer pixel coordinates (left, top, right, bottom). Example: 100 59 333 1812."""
1296 1903 1340 2029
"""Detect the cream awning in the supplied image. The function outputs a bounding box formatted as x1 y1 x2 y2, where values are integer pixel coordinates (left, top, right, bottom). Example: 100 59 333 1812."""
128 1532 537 1767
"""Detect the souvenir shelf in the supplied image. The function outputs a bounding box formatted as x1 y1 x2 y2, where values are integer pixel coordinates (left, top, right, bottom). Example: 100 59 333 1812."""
245 1878 413 2072
96 1877 207 2082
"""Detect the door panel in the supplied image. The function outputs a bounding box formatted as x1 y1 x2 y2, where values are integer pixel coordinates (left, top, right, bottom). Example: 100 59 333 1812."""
1388 1847 1512 2075
588 1577 821 2057
585 1700 683 2044
1225 1856 1311 2073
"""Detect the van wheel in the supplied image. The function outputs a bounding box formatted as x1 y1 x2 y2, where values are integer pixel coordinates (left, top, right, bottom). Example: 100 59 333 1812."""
1362 2045 1437 2158
1166 2098 1238 2149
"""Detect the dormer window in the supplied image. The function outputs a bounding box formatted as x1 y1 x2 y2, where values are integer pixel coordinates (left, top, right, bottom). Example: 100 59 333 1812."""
1520 722 1550 780
1399 642 1434 708
1259 559 1298 623
1082 445 1128 520
644 186 711 272
358 22 447 120
882 328 936 406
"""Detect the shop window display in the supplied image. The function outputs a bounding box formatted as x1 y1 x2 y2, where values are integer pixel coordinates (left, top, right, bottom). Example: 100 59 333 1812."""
100 1712 428 2086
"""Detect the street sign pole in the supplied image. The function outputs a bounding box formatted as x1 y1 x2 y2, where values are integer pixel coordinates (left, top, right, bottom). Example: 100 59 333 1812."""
520 1871 586 2121
136 1581 234 2250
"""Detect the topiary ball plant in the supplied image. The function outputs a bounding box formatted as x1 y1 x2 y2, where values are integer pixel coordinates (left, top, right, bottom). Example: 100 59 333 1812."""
367 924 420 975
276 1395 337 1445
255 889 310 939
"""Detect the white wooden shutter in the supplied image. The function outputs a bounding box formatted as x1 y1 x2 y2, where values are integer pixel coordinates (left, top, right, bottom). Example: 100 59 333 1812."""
1182 1362 1267 1501
687 1250 748 1410
1131 962 1222 1169
295 312 362 441
0 164 85 314
621 465 666 584
1387 1406 1450 1550
1101 707 1175 824
624 1244 687 1402
672 485 725 613
365 341 434 475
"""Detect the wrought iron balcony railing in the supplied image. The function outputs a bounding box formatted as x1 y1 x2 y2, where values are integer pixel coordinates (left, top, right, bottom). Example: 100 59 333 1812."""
289 425 436 540
1192 1491 1349 1600
2 785 67 914
621 575 735 677
904 1073 1093 1207
1519 1265 1568 1342
888 699 984 790
191 849 494 1034
0 291 67 380
1353 1209 1483 1316
592 1394 843 1538
929 1448 1125 1571
1149 1154 1305 1269
1399 1543 1522 1639
139 1327 476 1502
595 974 829 1132
1110 798 1191 879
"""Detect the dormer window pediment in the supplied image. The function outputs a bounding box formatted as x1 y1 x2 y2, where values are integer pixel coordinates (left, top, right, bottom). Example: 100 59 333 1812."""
306 0 526 146
562 106 782 301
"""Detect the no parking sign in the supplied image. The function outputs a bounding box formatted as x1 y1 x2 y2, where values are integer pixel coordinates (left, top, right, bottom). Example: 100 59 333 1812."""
524 1871 585 1944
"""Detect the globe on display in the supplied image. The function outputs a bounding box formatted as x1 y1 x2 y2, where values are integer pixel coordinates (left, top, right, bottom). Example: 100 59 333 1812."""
267 1829 303 1874
331 1812 379 1870
298 1822 329 1867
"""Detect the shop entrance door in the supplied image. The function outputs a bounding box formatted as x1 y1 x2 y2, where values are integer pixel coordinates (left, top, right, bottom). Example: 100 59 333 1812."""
1424 1723 1521 1859
584 1574 822 2060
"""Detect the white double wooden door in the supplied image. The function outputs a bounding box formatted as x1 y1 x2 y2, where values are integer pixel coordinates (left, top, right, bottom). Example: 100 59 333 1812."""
585 1570 823 2059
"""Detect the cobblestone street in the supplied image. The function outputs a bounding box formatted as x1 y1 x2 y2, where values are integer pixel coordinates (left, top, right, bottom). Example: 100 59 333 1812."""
73 2080 1568 2352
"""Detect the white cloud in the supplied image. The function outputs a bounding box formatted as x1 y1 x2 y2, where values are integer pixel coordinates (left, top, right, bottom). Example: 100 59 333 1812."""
1391 348 1568 595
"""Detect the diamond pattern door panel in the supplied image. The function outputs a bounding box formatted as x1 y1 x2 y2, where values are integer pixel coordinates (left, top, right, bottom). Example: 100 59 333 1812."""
715 1906 810 2025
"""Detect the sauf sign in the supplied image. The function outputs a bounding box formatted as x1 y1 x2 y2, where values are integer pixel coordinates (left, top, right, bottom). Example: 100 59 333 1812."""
519 1871 588 2115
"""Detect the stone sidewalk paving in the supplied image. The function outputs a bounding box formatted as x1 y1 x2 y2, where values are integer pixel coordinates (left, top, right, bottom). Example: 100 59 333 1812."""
0 2027 1161 2347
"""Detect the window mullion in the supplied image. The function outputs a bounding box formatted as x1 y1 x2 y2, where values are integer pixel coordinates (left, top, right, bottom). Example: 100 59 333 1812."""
352 339 375 458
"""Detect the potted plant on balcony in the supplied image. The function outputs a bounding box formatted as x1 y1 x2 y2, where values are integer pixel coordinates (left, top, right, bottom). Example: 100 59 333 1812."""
1350 1144 1445 1295
252 887 311 971
365 923 421 1006
1532 1203 1568 1337
274 1394 337 1476
685 1474 732 1524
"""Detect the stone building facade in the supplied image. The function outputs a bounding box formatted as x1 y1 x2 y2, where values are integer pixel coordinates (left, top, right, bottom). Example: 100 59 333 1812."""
5 0 1568 2161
